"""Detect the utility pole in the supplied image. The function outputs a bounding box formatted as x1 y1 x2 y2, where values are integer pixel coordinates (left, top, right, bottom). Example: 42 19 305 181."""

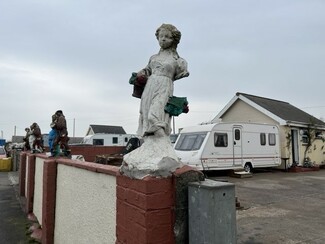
73 118 75 137
172 117 175 135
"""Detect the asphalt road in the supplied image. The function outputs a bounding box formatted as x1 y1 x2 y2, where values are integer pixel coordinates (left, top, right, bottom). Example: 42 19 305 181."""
209 169 325 244
0 172 31 244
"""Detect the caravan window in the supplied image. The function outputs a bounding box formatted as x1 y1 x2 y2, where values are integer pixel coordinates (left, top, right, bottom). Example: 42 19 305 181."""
234 129 240 140
269 133 276 145
175 133 207 151
260 133 266 145
214 133 228 147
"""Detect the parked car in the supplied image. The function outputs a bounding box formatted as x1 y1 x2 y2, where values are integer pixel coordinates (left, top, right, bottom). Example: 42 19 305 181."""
0 146 7 159
170 134 179 144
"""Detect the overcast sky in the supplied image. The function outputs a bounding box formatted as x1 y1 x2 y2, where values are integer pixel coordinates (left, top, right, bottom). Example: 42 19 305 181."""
1 0 325 140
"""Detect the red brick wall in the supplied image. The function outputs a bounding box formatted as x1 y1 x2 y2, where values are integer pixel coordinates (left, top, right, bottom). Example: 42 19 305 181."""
19 151 203 243
26 155 36 213
116 173 175 244
42 159 57 244
69 146 125 162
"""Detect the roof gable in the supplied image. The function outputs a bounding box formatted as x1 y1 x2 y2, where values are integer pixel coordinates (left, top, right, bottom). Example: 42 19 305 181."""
89 125 126 134
214 92 325 127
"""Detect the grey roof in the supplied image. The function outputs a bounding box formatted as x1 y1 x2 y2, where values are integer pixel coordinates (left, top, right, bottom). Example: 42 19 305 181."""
238 92 325 127
11 136 24 143
89 125 126 134
68 137 83 144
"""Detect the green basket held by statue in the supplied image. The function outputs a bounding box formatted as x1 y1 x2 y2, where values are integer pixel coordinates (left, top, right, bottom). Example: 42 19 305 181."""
164 96 189 116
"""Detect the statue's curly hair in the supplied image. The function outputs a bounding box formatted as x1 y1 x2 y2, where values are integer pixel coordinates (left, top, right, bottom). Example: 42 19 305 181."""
155 24 181 50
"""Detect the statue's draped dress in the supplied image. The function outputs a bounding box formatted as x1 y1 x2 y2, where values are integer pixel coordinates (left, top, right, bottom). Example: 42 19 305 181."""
137 51 189 137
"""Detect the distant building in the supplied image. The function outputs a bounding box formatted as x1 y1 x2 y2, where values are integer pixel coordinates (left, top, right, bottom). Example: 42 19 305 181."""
11 136 24 143
42 134 83 147
85 125 126 136
82 125 132 146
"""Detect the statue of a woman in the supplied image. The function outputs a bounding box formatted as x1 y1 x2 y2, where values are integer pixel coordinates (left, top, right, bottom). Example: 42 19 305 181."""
137 24 189 138
122 24 189 178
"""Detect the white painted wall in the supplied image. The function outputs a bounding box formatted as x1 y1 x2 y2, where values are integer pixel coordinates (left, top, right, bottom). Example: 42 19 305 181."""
25 156 29 197
219 100 277 124
33 157 44 226
54 164 116 244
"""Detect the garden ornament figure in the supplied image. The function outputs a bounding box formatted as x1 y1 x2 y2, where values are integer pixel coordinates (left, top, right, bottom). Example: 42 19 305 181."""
121 24 189 179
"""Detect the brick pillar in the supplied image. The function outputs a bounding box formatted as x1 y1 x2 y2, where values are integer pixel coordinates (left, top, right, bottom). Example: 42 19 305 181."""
26 155 36 213
42 159 58 244
116 173 175 244
173 166 205 243
116 165 204 244
19 152 27 197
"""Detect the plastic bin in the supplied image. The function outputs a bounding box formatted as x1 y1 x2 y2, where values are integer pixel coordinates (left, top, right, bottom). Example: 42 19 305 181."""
0 158 12 171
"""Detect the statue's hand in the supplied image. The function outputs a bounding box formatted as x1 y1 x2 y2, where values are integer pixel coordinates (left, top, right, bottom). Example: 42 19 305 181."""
136 72 148 85
137 70 146 77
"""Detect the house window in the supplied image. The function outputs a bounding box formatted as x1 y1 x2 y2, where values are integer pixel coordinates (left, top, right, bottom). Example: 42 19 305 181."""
112 137 118 144
93 139 104 145
269 133 276 146
124 137 128 143
301 130 309 144
315 131 323 139
260 133 266 145
214 133 228 147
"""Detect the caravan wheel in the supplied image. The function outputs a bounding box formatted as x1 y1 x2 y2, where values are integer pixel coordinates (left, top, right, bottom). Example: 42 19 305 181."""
244 163 252 173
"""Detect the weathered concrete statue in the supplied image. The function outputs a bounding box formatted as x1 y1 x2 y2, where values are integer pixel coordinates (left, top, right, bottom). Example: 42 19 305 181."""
121 24 189 179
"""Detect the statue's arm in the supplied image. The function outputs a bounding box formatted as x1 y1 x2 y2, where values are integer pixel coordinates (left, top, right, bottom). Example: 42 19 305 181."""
137 55 154 78
175 58 189 80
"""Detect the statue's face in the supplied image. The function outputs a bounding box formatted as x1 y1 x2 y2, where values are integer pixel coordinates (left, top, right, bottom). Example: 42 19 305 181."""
158 29 173 49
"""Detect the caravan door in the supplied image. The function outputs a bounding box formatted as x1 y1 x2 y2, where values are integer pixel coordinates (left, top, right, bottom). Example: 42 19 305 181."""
233 127 243 166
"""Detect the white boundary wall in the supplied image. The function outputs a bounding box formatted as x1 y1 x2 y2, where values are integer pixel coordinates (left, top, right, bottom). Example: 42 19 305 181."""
54 164 117 244
33 157 44 225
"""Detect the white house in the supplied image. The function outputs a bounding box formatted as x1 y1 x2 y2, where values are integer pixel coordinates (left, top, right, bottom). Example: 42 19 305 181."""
82 124 134 146
212 92 325 168
85 125 127 136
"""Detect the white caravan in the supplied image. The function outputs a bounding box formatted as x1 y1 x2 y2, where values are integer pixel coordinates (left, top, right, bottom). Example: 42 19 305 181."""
81 133 135 146
174 122 281 172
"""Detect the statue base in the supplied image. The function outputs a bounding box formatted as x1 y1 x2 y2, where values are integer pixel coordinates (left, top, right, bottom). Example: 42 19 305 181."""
120 135 183 179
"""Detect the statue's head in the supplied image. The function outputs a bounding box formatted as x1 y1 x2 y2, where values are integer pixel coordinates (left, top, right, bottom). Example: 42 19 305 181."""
155 24 181 50
30 122 37 129
55 110 63 116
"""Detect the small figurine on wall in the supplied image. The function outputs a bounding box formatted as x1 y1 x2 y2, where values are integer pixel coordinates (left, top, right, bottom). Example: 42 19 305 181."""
30 122 44 153
51 110 71 158
48 123 58 157
122 24 189 179
23 127 31 151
